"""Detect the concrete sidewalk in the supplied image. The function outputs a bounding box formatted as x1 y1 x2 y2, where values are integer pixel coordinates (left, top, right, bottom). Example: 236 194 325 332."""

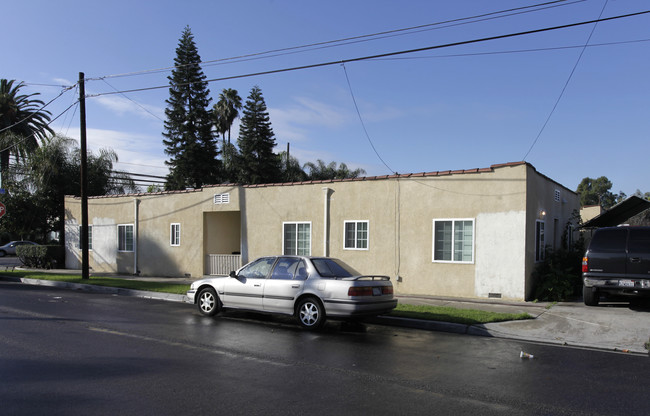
385 295 650 355
3 271 649 355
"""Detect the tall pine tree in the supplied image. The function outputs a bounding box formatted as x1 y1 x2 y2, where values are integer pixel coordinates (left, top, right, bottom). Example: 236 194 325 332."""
162 26 220 190
236 86 280 184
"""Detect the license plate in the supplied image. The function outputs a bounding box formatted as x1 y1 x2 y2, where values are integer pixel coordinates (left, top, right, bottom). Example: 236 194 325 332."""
372 287 382 296
619 280 635 288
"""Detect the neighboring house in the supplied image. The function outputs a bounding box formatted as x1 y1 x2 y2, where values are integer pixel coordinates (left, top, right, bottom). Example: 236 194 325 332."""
64 161 580 301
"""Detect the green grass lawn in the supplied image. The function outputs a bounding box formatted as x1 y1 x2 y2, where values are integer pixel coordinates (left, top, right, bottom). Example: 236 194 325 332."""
390 303 532 325
2 270 533 324
1 270 189 295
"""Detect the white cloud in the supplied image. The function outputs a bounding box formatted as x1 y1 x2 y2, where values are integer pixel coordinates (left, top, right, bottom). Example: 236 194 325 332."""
269 96 351 143
94 94 164 121
60 127 168 177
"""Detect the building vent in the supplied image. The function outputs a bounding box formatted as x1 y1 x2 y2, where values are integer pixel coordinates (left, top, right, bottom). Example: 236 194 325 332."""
488 292 502 299
214 193 230 204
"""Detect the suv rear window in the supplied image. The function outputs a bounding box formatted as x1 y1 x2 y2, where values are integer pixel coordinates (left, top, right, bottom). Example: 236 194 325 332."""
589 228 627 252
628 228 650 252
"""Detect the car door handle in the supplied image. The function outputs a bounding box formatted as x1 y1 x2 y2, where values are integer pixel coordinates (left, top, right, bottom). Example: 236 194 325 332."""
629 257 641 263
292 284 300 288
254 283 262 287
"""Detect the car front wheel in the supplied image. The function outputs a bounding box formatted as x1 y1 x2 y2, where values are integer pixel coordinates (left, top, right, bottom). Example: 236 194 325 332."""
297 297 325 329
197 287 221 316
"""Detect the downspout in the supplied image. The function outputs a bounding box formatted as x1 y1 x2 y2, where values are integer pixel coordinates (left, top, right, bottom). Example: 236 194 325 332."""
322 187 331 257
133 198 140 275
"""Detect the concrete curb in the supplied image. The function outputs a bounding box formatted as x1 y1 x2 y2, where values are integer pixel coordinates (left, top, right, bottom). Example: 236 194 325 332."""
14 277 189 303
3 275 648 356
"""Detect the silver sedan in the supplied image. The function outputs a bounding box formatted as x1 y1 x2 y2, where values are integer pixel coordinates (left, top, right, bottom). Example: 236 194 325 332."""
187 256 398 329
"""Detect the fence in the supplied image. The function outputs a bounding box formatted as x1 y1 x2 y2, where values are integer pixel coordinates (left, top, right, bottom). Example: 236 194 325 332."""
208 254 241 275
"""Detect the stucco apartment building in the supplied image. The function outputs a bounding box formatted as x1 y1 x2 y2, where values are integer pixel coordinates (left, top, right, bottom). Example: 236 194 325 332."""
64 161 580 301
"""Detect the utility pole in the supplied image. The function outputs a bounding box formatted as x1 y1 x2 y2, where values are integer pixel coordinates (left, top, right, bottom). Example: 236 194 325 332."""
286 142 290 174
79 72 89 280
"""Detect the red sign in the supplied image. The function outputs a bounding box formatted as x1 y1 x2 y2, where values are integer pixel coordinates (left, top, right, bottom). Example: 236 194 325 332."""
0 202 5 218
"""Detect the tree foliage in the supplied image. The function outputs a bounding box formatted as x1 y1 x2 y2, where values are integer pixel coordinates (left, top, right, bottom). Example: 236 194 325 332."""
576 176 620 209
236 86 280 184
0 79 54 176
213 88 242 182
0 135 135 243
162 26 219 190
213 88 242 145
303 159 366 181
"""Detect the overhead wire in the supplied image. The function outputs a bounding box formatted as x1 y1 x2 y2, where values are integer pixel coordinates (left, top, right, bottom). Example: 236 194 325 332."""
86 10 650 99
100 78 165 121
341 63 395 174
375 38 650 60
0 85 75 136
87 0 584 82
0 99 79 156
522 0 610 160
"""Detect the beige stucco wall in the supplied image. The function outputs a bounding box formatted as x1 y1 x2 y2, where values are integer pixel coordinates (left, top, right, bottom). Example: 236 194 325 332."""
65 185 242 278
239 163 532 299
524 165 581 299
64 162 579 300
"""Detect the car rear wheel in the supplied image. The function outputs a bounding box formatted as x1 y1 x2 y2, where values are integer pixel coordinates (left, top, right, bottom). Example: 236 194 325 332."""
197 287 221 316
583 286 600 306
297 297 325 329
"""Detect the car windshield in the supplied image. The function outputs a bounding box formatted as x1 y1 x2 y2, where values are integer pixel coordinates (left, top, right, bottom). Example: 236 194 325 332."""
311 258 360 278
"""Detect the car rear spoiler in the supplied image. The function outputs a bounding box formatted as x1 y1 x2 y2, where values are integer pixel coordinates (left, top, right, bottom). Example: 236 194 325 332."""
339 275 391 281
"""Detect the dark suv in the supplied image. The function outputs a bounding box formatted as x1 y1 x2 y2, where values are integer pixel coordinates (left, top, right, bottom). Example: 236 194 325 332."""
582 226 650 305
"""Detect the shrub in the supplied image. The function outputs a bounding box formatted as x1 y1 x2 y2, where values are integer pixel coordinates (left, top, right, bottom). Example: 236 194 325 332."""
16 245 64 269
532 246 583 302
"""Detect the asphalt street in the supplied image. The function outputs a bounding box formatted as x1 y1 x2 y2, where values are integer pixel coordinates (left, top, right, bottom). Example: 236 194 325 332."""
2 281 649 416
5 266 649 355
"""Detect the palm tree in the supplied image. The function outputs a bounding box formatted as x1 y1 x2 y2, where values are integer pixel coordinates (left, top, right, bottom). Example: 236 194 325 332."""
212 88 242 181
212 88 242 145
303 159 366 180
0 79 54 177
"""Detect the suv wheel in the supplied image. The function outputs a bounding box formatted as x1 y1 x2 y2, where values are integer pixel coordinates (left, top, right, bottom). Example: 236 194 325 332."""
583 286 600 306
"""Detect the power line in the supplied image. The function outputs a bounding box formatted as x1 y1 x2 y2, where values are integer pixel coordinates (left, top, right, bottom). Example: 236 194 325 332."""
110 170 167 180
86 0 582 82
522 0 611 160
86 10 650 99
375 38 650 60
0 100 79 156
100 78 164 121
341 63 395 174
0 85 75 135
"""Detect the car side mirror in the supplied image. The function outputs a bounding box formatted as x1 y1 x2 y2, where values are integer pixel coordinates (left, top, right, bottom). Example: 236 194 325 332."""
229 270 237 278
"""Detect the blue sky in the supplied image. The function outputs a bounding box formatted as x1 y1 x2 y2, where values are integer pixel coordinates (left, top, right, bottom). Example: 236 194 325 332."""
5 0 649 195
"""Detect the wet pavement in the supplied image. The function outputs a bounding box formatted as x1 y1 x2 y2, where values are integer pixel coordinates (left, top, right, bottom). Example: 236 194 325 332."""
2 269 649 355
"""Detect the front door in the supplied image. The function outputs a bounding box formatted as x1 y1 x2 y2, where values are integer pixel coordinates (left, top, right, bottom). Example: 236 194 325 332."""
263 257 306 314
222 257 275 310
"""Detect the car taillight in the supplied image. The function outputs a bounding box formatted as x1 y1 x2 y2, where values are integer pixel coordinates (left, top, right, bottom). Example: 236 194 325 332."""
382 286 393 295
348 287 373 296
582 256 588 273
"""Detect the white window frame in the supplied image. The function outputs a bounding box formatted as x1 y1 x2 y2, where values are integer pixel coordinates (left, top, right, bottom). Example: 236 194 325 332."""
170 223 181 246
432 219 475 264
283 222 311 256
554 189 561 203
118 224 134 252
344 220 369 250
535 220 545 262
214 193 230 204
78 225 93 251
